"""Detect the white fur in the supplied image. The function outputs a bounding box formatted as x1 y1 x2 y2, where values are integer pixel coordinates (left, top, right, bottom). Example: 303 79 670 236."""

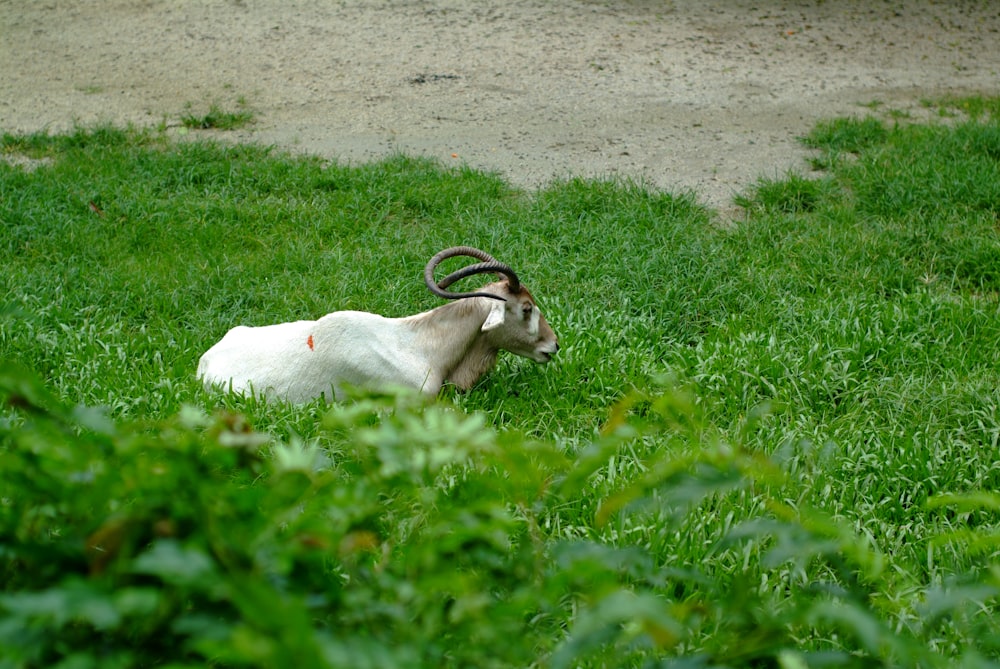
197 283 558 404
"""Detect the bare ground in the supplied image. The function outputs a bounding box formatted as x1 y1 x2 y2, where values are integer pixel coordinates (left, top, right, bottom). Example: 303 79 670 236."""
2 0 998 210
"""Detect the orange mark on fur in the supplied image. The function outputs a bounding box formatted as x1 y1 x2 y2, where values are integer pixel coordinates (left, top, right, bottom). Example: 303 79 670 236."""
307 334 315 351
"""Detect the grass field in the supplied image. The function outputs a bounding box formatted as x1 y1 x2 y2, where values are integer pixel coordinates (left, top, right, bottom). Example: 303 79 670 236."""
2 97 1000 667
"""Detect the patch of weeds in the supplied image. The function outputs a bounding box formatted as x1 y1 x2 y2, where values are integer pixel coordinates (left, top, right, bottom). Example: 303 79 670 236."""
181 103 255 130
1 124 155 159
926 94 1000 121
859 101 910 122
802 116 888 154
735 172 830 214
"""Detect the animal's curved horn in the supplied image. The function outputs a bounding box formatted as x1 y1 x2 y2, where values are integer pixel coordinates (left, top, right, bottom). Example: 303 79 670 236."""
424 246 521 301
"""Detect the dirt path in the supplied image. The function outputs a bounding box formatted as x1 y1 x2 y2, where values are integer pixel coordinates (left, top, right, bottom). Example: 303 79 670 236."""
2 1 998 210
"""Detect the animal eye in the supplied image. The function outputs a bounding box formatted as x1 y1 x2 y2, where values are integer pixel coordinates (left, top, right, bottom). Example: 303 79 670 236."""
522 303 533 316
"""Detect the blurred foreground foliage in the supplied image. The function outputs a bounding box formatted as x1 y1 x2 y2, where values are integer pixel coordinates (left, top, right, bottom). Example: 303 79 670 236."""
3 362 999 668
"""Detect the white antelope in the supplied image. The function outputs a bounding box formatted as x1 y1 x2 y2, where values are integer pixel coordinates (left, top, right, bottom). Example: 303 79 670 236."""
197 246 559 403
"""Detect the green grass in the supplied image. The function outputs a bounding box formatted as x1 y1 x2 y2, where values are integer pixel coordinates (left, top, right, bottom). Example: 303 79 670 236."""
2 96 1000 667
180 102 255 130
924 94 1000 121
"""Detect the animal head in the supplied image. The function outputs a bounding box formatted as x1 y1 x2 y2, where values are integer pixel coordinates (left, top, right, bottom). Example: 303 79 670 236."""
424 246 559 363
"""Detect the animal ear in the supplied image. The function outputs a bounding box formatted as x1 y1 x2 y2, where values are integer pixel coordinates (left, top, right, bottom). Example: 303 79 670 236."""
481 299 506 331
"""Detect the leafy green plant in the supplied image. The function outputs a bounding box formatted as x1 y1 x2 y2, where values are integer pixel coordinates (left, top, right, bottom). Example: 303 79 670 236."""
181 103 255 130
4 365 1000 667
0 366 559 667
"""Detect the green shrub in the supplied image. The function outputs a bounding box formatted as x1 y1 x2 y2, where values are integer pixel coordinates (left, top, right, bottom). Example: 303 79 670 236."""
3 365 1000 667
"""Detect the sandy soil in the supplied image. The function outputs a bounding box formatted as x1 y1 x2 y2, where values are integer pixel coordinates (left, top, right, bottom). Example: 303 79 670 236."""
2 1 998 210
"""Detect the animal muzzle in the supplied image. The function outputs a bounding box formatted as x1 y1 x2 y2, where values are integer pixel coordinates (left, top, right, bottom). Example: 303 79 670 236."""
534 341 559 363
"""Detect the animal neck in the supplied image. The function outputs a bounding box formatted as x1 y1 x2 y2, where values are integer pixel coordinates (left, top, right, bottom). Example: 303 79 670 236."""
402 298 500 390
